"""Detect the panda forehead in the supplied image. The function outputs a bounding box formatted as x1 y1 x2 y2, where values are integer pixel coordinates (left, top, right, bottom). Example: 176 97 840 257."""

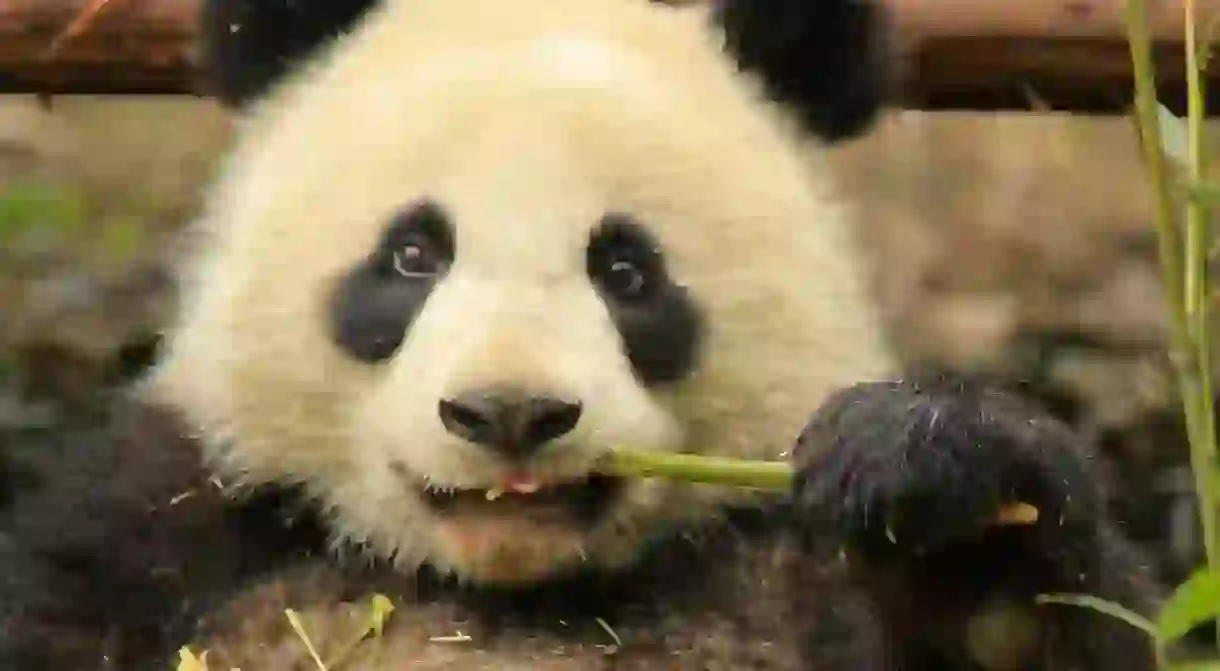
307 27 673 131
223 14 799 285
240 30 694 195
346 55 707 256
410 34 659 92
535 35 643 83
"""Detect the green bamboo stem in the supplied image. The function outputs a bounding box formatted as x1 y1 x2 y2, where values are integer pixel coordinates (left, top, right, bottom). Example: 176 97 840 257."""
597 449 794 490
597 449 1040 528
1125 0 1213 553
1183 0 1220 647
1182 0 1220 573
1124 3 1187 319
1126 0 1220 650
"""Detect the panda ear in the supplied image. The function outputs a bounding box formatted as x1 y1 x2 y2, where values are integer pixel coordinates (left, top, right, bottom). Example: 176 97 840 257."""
712 0 891 142
199 0 380 108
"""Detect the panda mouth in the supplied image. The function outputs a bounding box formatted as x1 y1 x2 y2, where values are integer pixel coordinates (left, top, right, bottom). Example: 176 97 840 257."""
420 474 624 525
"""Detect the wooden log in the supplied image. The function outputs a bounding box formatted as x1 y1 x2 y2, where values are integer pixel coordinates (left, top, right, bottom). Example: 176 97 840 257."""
890 0 1220 113
1 0 1220 113
0 0 203 98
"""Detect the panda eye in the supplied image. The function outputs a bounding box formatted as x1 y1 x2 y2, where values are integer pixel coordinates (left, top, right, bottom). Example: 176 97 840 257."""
604 258 647 298
377 200 455 280
587 214 664 302
392 239 443 278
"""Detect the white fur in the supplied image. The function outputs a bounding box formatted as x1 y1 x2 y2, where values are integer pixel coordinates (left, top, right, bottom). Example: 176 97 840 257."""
149 0 895 585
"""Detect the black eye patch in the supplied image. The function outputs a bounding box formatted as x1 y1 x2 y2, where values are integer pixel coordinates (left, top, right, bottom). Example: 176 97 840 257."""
328 200 455 362
586 214 703 386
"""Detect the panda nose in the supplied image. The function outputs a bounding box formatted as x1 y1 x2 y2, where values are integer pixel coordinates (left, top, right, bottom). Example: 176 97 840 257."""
438 389 583 458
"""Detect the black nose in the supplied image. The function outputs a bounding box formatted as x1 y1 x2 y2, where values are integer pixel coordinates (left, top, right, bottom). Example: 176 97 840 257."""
438 389 583 458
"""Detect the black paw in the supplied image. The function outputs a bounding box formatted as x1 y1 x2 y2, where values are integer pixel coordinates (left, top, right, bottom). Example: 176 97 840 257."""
790 376 1104 560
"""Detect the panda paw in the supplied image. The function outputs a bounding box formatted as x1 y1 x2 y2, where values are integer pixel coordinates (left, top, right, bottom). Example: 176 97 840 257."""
789 375 1103 562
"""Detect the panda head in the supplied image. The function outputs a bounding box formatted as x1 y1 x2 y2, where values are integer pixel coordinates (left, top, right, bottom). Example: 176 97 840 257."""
150 0 895 585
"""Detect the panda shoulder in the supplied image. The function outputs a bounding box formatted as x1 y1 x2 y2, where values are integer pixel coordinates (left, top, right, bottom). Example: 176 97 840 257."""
0 391 327 667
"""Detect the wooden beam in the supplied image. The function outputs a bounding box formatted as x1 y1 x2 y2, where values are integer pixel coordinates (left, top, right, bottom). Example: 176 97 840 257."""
889 0 1220 113
1 0 1220 113
0 0 203 98
902 38 1220 114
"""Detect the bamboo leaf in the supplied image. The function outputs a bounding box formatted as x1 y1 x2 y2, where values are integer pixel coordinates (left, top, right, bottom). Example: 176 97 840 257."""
1158 103 1191 165
367 594 395 637
322 594 397 670
175 648 210 671
1190 182 1220 205
1035 593 1157 636
1156 568 1220 643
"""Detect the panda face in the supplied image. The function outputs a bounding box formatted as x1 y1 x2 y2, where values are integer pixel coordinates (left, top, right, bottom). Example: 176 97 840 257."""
328 192 702 581
153 7 895 584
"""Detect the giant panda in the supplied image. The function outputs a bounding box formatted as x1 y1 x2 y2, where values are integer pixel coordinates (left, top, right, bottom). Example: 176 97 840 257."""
0 0 1163 668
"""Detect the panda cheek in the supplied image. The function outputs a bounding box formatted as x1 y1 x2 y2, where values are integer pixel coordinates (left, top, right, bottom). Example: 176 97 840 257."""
610 285 704 386
327 267 437 363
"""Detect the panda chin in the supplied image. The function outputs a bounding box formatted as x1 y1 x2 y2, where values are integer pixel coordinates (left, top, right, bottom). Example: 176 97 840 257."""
419 473 625 528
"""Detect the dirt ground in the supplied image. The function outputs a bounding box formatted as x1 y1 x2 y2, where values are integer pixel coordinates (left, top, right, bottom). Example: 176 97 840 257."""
0 96 1209 581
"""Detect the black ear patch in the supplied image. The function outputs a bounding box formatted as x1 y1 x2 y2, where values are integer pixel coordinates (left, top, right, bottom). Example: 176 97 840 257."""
713 0 891 142
200 0 380 107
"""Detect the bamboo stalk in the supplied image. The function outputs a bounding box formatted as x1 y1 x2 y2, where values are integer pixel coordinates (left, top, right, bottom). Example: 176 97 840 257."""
596 448 1041 526
597 449 795 491
1182 0 1219 572
1126 0 1220 651
1181 0 1220 647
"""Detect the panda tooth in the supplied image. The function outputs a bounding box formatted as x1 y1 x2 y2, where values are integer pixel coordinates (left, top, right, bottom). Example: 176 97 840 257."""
509 481 541 494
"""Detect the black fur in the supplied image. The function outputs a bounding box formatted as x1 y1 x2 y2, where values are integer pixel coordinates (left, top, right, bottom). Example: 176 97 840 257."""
0 397 328 670
199 0 381 107
795 376 1104 556
586 214 704 386
328 200 456 363
713 0 891 141
1 376 1161 669
190 504 828 669
791 376 1160 668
